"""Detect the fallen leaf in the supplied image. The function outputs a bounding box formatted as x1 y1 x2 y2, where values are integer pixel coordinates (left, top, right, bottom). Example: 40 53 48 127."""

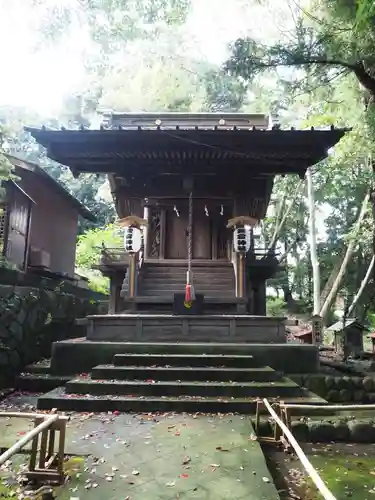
262 477 270 483
182 456 191 465
132 470 140 476
216 446 229 452
180 473 189 479
166 481 176 487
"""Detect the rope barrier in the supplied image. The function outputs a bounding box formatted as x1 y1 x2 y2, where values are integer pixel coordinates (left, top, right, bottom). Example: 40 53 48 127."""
185 191 195 303
262 398 337 500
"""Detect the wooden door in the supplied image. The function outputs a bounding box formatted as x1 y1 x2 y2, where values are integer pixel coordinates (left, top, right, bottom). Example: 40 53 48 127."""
6 188 30 269
193 211 212 259
165 207 188 259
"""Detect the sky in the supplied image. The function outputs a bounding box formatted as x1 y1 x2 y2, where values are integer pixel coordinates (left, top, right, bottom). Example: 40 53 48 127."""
0 0 296 115
0 0 330 238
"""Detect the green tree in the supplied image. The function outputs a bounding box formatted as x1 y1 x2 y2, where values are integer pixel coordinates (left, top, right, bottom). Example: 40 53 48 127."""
0 124 14 200
75 223 122 293
32 0 191 48
225 0 375 114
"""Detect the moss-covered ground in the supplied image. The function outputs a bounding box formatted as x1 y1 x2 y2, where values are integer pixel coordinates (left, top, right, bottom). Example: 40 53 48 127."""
265 442 375 499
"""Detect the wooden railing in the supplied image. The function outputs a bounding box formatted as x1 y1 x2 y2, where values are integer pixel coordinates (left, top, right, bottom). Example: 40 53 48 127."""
97 246 129 266
0 411 68 484
256 399 337 500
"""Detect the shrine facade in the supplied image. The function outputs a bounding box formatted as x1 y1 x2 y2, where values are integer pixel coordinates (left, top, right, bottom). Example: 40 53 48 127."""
27 112 347 320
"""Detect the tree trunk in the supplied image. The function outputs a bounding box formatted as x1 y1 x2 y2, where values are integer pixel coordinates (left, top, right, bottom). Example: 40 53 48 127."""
347 254 375 317
319 191 370 322
320 257 343 309
306 167 320 315
267 179 303 251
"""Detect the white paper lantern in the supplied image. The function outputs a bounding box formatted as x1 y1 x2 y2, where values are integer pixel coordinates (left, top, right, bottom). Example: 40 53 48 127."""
233 227 251 253
123 227 142 253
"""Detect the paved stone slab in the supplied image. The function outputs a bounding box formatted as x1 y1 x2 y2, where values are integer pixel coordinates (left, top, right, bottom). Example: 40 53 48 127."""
0 394 279 499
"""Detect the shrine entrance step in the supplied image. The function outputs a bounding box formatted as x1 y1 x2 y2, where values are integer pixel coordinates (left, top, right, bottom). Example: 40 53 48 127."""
31 342 324 413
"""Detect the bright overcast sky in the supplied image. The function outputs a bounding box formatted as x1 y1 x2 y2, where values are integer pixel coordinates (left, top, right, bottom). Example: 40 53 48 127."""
0 0 295 116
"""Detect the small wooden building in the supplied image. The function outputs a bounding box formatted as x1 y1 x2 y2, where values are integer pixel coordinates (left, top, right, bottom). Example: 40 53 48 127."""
0 155 96 277
367 332 375 353
326 319 368 358
286 325 313 344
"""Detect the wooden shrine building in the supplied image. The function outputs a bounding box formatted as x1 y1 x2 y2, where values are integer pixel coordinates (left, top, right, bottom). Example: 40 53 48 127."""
27 113 347 338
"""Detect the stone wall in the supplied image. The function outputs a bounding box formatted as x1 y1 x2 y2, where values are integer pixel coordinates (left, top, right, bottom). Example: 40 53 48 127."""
0 284 98 387
258 418 375 443
290 373 375 403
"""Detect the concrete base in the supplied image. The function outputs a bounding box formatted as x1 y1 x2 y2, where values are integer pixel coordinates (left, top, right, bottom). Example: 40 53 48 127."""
49 340 319 375
85 314 286 343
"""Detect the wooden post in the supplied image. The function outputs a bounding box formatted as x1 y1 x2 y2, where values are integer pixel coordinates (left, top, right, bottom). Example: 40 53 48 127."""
311 314 323 345
159 208 166 259
237 253 246 298
128 253 136 298
108 275 117 314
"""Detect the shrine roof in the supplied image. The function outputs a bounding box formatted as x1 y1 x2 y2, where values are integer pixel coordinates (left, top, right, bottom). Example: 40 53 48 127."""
25 120 349 176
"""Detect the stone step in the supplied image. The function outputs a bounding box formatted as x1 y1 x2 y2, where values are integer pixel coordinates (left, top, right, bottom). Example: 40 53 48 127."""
16 374 71 392
65 377 303 398
91 365 279 382
50 341 318 376
37 387 321 413
24 361 51 375
113 353 257 368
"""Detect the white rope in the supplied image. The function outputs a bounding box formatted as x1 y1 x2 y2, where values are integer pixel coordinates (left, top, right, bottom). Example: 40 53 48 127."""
187 191 193 285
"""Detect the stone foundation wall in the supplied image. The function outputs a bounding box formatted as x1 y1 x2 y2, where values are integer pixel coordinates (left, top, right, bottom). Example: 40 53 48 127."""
290 373 375 403
258 418 375 443
0 284 98 387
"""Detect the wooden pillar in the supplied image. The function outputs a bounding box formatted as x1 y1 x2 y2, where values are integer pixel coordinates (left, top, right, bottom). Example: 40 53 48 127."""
128 253 136 298
144 206 150 259
212 218 218 260
159 208 166 259
108 276 117 314
254 282 266 315
23 201 32 271
236 253 247 298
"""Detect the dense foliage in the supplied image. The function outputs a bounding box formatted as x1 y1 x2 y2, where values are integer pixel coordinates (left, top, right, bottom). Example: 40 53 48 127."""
1 0 375 326
75 224 122 293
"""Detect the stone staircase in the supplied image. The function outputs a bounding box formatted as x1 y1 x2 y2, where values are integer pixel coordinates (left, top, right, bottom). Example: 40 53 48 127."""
17 343 325 413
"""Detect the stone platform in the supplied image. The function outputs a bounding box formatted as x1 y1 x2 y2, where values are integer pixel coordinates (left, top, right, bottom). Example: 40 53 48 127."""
85 314 286 343
14 341 324 413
